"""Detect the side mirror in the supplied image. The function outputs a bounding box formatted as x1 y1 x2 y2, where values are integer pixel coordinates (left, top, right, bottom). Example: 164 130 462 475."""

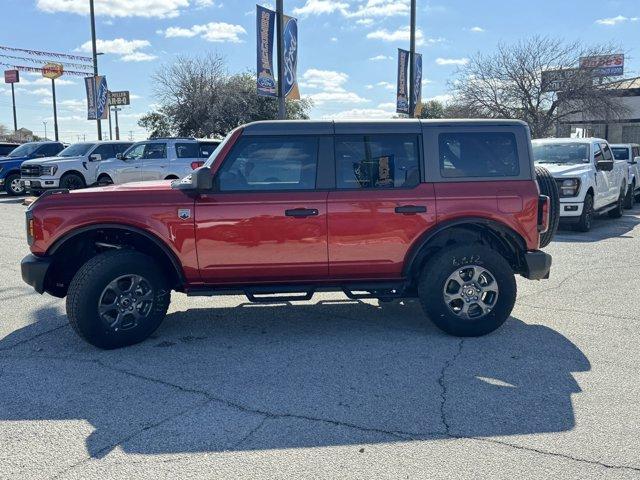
172 166 213 192
116 152 124 160
634 156 640 165
89 153 102 162
596 159 614 172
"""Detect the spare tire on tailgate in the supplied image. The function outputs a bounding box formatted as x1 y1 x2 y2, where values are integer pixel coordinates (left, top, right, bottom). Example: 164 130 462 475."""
535 165 560 248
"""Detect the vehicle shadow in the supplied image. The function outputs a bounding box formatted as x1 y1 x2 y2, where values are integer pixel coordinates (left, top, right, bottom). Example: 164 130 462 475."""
554 212 640 242
0 299 590 458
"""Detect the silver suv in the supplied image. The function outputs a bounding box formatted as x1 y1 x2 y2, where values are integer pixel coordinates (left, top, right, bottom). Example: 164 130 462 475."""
20 141 132 193
96 138 221 185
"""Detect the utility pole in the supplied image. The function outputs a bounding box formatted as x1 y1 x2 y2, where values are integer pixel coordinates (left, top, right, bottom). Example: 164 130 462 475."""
276 0 286 120
10 83 17 131
114 106 121 140
408 0 417 117
108 106 113 140
51 79 59 141
43 121 47 140
89 0 102 140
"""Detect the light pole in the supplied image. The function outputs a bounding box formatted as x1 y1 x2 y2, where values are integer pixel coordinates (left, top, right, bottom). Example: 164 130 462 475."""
276 0 286 120
408 0 417 117
113 106 121 140
90 0 102 140
42 121 47 140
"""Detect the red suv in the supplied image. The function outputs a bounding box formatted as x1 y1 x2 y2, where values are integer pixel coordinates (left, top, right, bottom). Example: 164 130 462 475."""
21 120 554 349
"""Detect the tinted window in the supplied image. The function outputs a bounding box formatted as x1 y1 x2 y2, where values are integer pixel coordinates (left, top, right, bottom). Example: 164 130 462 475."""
113 143 132 155
439 132 519 178
38 143 63 157
199 141 220 158
218 137 318 191
602 144 613 161
335 135 420 189
143 143 166 160
59 143 94 157
92 144 115 159
633 147 640 158
533 143 589 164
611 147 630 161
8 143 39 157
0 145 17 156
175 142 199 159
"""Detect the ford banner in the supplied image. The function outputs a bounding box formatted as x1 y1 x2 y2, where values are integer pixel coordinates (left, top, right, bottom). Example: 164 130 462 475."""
396 49 409 114
256 5 277 97
413 53 423 117
283 14 300 100
85 76 97 120
96 75 109 120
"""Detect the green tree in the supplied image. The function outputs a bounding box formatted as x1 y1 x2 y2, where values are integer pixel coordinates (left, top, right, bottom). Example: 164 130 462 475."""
138 111 173 138
418 100 446 119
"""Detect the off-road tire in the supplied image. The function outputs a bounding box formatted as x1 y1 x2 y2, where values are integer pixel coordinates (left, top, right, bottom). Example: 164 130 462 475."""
60 172 86 191
66 250 171 349
624 182 635 209
4 173 25 196
417 245 516 337
575 193 594 232
97 174 114 186
608 188 625 218
535 166 560 248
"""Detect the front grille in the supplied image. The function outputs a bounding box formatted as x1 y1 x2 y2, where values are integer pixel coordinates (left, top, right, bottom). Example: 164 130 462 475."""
21 165 41 177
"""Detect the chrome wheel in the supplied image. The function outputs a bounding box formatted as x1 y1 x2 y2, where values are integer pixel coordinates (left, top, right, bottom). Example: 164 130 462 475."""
443 265 499 320
10 178 24 194
98 274 154 332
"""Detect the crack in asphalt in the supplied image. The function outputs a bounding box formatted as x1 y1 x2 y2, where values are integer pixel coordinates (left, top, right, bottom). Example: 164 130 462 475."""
0 324 66 352
437 339 464 435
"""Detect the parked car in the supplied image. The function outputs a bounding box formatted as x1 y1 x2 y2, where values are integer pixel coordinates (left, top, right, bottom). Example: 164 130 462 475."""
96 138 221 185
610 143 640 208
20 141 133 194
0 141 65 195
21 119 554 349
532 138 628 232
0 142 19 157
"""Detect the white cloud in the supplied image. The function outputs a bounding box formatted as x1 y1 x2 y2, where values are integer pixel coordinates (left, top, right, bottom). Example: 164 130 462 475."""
426 94 453 104
161 22 246 43
293 0 348 16
195 0 214 6
377 102 396 109
366 27 442 47
469 26 485 32
300 69 349 91
346 0 409 18
365 84 374 90
325 108 394 120
308 91 368 105
595 15 639 25
369 54 392 61
20 77 75 86
36 0 189 18
376 81 395 91
121 52 158 62
356 18 374 26
330 37 338 42
77 38 156 61
436 57 469 66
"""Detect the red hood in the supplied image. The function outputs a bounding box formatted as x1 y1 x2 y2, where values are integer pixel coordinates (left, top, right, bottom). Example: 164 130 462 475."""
80 180 174 194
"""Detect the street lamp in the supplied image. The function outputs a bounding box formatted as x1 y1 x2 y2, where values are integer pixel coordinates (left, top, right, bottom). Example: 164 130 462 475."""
42 121 47 140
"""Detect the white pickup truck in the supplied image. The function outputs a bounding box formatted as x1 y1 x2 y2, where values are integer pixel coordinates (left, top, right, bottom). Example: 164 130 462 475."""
532 138 628 232
610 143 640 208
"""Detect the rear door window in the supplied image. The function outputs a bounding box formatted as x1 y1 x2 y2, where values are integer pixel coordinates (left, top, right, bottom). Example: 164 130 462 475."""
439 132 519 178
143 143 167 160
199 142 220 158
92 144 115 160
175 142 199 159
335 135 420 189
38 143 63 157
611 147 630 161
218 136 318 191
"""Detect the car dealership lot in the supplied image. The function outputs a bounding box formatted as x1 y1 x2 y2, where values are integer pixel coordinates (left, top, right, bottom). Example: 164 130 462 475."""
0 194 638 479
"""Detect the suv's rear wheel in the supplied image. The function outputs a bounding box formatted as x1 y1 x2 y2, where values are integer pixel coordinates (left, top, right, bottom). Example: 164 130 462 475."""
60 172 86 191
417 245 516 337
5 173 25 196
66 250 171 349
535 166 560 248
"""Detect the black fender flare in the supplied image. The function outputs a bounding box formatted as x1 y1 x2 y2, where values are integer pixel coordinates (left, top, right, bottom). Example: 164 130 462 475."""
402 217 527 278
47 223 186 285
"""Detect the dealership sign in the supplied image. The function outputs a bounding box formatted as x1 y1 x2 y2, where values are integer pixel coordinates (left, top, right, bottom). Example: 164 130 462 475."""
282 14 299 100
4 69 19 83
108 90 130 106
256 5 276 97
579 54 624 77
541 68 583 92
396 49 409 114
42 62 64 80
85 75 109 120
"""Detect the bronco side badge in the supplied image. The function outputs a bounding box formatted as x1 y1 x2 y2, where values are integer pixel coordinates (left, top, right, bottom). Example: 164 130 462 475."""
178 208 191 220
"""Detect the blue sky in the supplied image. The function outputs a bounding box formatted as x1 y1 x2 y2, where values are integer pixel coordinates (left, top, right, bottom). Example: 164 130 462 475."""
1 0 639 142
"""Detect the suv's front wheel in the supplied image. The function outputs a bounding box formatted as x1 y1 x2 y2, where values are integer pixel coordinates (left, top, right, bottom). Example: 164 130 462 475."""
66 250 171 349
418 245 516 337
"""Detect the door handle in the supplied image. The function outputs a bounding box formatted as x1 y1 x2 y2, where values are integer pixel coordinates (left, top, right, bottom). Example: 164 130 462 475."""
395 205 427 214
285 208 319 218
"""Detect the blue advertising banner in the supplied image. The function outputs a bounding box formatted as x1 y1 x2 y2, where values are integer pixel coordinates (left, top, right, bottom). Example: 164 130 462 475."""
413 53 423 117
283 14 300 100
96 75 109 120
256 5 277 97
396 49 409 114
85 76 96 120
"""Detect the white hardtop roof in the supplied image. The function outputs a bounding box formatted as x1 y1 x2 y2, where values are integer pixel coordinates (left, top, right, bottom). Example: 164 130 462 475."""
532 137 605 144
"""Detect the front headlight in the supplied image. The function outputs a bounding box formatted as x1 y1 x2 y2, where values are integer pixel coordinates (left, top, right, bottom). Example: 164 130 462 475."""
559 178 580 197
41 165 58 176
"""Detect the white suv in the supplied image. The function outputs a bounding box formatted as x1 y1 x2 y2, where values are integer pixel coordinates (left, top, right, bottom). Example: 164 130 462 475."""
532 138 628 232
610 143 640 208
20 141 132 193
96 138 221 185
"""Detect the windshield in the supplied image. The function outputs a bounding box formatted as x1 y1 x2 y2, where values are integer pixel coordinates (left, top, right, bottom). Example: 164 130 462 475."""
611 147 630 161
7 143 40 158
532 143 590 164
204 130 237 168
58 143 94 157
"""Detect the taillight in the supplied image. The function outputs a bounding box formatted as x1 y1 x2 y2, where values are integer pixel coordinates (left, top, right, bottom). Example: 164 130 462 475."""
538 195 550 233
26 211 35 246
191 161 205 170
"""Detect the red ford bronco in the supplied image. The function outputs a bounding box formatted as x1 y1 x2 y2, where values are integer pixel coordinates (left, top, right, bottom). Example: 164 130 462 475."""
21 120 556 349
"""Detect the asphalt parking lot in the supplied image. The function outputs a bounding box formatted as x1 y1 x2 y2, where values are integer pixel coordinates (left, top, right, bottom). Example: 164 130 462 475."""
0 194 639 480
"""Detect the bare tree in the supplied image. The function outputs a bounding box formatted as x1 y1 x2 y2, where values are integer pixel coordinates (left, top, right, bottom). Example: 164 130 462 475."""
449 36 628 138
142 53 312 138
